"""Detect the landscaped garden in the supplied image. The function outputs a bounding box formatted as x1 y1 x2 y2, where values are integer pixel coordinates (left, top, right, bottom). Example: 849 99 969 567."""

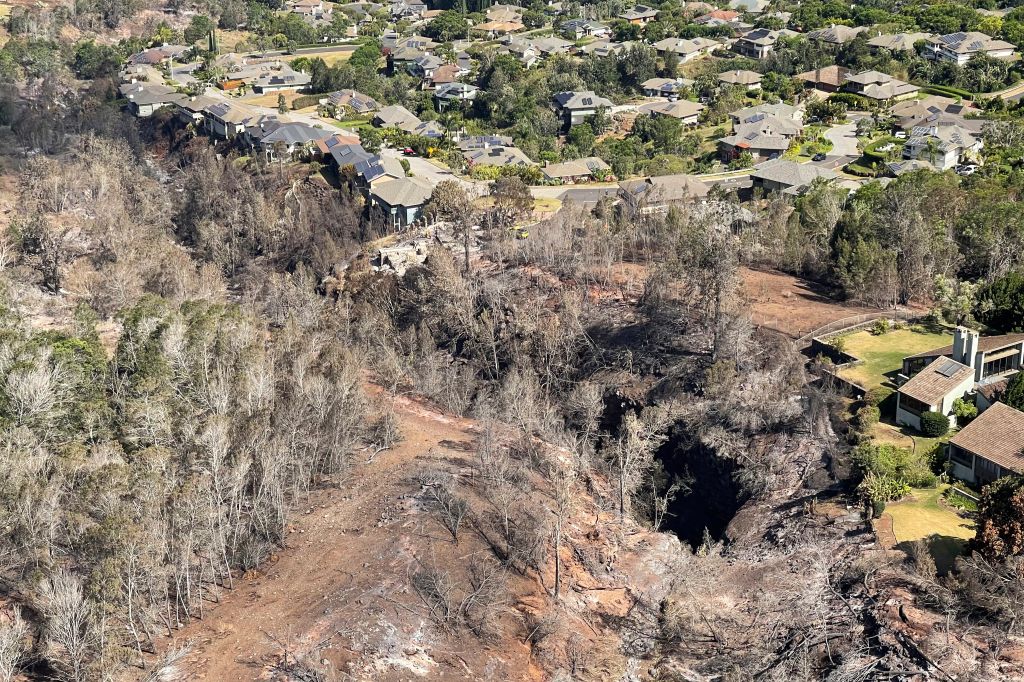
882 484 976 574
835 324 952 391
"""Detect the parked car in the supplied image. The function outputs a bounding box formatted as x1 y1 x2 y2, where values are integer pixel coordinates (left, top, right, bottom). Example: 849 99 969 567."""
812 152 827 162
956 164 978 176
402 147 416 156
894 130 907 139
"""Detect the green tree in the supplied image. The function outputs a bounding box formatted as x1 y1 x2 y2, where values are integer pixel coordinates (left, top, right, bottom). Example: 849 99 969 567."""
184 14 215 44
425 11 469 42
978 271 1024 333
1003 372 1024 412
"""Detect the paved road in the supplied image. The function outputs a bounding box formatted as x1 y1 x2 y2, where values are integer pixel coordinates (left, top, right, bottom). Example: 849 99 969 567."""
824 121 859 158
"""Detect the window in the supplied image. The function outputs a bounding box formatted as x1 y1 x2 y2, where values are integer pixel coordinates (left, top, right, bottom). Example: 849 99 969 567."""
949 444 973 468
976 457 1002 484
899 394 930 416
982 352 1019 379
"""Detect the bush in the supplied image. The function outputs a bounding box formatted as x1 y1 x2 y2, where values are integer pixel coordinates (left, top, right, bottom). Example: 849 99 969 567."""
844 162 877 177
952 397 978 424
853 442 937 488
943 487 979 512
870 318 891 336
290 94 321 110
920 411 950 437
859 471 911 505
864 387 893 407
920 85 973 100
830 334 848 354
856 405 880 431
872 499 886 518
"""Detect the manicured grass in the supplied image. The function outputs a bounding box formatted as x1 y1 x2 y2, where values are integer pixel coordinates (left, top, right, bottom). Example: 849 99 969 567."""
886 485 975 574
838 327 952 391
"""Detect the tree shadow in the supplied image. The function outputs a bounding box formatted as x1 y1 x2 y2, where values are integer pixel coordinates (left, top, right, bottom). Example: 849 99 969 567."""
896 533 968 576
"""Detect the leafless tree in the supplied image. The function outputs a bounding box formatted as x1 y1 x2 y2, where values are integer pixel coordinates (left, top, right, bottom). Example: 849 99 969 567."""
0 609 28 682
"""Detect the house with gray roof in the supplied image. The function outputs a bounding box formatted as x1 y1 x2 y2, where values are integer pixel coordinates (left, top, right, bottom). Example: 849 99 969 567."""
718 69 762 90
435 82 479 105
807 24 866 45
867 32 932 53
322 89 380 115
734 28 798 59
119 82 182 117
750 159 836 194
639 99 705 125
203 101 260 138
843 70 919 102
542 157 611 183
369 177 433 229
617 174 709 212
902 122 982 170
251 67 311 93
552 91 613 128
252 122 334 160
652 37 720 62
373 105 421 130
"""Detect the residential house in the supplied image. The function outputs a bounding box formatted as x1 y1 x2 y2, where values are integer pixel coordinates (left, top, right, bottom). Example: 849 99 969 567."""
119 82 181 117
203 101 260 138
128 44 189 66
652 37 720 62
409 120 445 138
390 0 426 20
901 328 1023 390
947 402 1024 486
500 40 540 67
369 176 433 229
639 99 705 125
251 122 334 160
867 32 932 53
902 123 982 170
373 104 421 130
719 116 796 161
428 64 467 89
542 157 611 183
694 9 739 24
291 0 331 19
926 31 1016 64
796 65 852 93
749 159 836 194
531 36 575 56
251 66 310 93
552 90 613 128
322 89 380 115
886 159 937 176
842 70 919 102
617 174 709 212
355 156 407 190
120 62 164 84
889 96 982 133
806 24 866 45
895 356 978 431
618 5 659 25
408 54 445 80
486 4 523 23
581 40 631 58
728 0 769 14
734 28 798 59
561 19 610 40
435 82 479 105
329 142 376 171
897 327 1024 430
382 34 437 53
730 102 803 127
718 69 762 90
460 136 535 168
173 94 218 126
640 77 693 99
473 19 526 37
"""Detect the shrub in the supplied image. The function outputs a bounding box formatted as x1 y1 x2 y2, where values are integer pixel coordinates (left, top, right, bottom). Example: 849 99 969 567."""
952 397 978 424
943 487 979 512
870 318 891 336
865 387 893 407
290 94 321 110
856 405 880 431
872 499 886 518
920 411 950 438
830 334 848 354
853 442 937 488
859 471 911 505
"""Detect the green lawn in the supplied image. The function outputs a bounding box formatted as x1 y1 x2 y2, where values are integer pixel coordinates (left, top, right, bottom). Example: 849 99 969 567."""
838 327 952 391
886 485 975 574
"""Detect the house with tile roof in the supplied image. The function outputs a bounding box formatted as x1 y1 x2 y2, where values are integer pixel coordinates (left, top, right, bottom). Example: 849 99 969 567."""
901 122 982 170
947 402 1024 485
618 4 659 25
734 28 799 59
867 32 933 53
639 99 705 124
842 70 919 102
796 65 851 93
807 24 866 45
552 91 613 128
718 70 762 90
897 327 1024 430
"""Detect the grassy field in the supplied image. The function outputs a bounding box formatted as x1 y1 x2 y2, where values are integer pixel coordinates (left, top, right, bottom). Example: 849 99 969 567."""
838 327 952 391
886 485 975 574
285 50 352 66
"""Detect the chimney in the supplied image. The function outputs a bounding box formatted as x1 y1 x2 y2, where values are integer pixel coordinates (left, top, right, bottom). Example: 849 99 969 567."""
953 326 979 369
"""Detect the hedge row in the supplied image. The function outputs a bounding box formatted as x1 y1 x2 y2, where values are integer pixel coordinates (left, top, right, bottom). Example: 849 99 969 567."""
863 136 902 161
919 85 974 101
291 94 322 110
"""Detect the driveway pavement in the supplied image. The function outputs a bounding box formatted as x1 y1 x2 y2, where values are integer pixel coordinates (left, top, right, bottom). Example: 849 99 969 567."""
380 148 485 197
